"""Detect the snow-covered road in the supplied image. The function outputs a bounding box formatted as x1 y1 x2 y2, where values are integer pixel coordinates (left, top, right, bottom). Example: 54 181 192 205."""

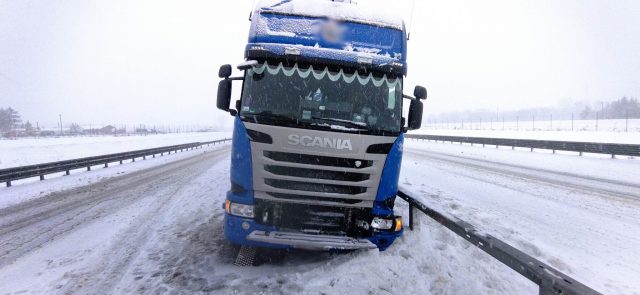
1 140 637 294
402 140 640 294
0 143 536 294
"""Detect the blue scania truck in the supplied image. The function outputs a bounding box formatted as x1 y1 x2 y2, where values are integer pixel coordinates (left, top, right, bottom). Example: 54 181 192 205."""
216 0 426 251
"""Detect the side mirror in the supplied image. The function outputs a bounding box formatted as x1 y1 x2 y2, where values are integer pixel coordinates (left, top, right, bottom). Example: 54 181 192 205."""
414 85 427 100
217 79 232 111
218 64 232 78
407 99 423 130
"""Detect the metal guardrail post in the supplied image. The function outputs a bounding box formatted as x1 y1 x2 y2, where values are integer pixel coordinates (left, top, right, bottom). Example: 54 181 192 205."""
405 134 639 158
408 204 414 230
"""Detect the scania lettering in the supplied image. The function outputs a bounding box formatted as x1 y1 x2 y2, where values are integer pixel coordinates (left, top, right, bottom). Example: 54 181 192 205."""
217 0 427 251
287 134 353 151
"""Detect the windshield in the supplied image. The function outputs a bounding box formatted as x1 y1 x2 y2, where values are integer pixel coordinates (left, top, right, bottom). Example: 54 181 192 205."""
239 62 402 134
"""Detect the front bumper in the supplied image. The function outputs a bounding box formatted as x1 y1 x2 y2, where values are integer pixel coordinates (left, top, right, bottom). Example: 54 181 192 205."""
248 230 377 250
223 213 402 251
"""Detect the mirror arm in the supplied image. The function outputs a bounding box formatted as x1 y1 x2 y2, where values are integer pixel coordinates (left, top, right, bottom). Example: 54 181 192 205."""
402 94 416 100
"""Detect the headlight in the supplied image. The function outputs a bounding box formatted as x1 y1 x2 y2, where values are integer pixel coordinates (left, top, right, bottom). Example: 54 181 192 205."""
225 200 254 218
371 217 394 230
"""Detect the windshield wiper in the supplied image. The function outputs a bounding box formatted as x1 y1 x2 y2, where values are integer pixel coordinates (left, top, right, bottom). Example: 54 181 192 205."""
311 117 368 130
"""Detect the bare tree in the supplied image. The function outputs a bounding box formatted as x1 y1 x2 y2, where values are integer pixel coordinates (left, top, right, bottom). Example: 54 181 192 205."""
0 107 21 132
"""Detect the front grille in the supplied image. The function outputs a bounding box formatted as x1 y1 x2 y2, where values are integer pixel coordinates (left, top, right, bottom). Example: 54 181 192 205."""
245 122 394 208
254 200 372 236
264 179 367 195
265 165 370 182
266 192 365 204
264 151 372 169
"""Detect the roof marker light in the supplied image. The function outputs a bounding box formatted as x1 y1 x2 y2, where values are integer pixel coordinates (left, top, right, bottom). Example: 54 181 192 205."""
357 56 373 65
285 47 301 55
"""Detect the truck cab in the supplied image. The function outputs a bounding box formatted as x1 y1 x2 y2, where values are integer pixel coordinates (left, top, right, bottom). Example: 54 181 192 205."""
217 0 426 251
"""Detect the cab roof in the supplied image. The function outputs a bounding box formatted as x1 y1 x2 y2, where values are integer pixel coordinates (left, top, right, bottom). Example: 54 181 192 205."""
256 0 404 30
247 0 407 75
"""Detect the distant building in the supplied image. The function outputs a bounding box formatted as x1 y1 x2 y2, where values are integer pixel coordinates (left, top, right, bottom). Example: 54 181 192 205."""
39 130 56 136
82 125 116 135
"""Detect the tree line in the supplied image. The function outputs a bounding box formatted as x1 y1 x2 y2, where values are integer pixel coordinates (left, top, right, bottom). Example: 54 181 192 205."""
579 97 640 119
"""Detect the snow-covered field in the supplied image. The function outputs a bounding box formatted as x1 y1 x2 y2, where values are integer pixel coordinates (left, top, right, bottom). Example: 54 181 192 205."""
0 132 231 169
422 118 640 133
410 128 640 144
414 118 640 144
0 137 637 294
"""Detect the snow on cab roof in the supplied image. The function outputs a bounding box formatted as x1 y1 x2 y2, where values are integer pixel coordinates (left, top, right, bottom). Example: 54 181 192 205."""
256 0 405 30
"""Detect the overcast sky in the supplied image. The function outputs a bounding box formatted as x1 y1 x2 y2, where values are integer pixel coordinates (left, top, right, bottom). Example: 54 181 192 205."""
1 0 639 128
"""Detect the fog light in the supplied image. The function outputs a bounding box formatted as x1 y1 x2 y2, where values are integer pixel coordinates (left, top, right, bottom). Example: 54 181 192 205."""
371 217 393 230
241 221 250 230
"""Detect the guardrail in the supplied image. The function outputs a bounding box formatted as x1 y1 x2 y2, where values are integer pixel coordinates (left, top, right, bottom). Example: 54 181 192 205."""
1 138 231 187
397 190 600 295
405 134 640 158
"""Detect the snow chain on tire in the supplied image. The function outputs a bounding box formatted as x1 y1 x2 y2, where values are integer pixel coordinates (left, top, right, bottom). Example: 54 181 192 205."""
234 246 257 266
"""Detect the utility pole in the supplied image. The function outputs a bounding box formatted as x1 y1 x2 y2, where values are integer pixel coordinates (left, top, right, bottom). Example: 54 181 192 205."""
571 113 574 131
532 114 535 131
58 114 62 136
626 111 629 132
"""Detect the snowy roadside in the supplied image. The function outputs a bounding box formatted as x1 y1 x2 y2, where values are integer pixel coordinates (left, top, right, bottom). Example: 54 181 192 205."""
401 140 640 294
0 143 231 210
0 131 231 169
